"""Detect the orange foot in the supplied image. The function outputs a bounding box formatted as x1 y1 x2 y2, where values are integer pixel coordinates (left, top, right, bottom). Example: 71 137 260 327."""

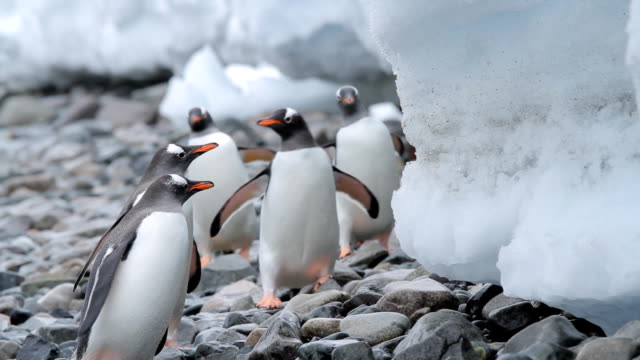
339 247 353 259
164 339 177 347
200 255 212 267
239 247 250 260
377 232 391 252
256 292 283 309
312 274 332 292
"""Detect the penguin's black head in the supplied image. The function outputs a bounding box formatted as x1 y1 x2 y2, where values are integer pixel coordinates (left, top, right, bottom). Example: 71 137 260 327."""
148 143 218 175
188 107 215 133
257 108 306 137
336 85 359 115
158 174 214 203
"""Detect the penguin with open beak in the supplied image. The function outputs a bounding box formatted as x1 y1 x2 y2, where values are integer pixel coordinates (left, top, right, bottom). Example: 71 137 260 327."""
75 174 214 360
211 108 379 309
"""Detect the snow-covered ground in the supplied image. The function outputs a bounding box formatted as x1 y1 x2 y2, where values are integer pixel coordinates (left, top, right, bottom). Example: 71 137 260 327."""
0 0 388 91
363 0 640 333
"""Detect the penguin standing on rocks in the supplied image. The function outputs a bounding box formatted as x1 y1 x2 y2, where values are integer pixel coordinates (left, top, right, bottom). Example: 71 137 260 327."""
333 85 410 258
185 108 267 265
211 108 379 308
75 174 214 360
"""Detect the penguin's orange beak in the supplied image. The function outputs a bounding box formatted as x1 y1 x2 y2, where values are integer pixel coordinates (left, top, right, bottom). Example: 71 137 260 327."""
189 182 214 191
190 116 203 124
257 119 283 127
193 143 218 153
340 97 355 104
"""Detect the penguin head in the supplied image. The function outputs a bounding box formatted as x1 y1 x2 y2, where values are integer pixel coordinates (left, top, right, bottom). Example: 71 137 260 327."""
188 107 215 133
156 174 214 203
257 108 306 137
149 143 218 174
336 85 359 114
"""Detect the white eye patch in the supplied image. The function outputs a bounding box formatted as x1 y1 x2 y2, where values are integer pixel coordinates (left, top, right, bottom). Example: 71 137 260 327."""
166 144 185 154
284 107 297 119
168 174 187 186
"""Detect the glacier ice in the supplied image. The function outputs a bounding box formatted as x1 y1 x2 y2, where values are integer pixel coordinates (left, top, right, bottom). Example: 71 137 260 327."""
159 46 340 128
0 0 388 91
362 0 640 333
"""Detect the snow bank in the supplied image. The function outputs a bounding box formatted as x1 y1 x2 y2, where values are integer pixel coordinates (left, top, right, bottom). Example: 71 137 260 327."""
159 46 339 127
0 0 387 91
363 0 640 333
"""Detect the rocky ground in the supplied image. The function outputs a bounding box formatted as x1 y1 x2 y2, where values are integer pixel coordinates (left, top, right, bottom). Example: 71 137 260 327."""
1 85 639 360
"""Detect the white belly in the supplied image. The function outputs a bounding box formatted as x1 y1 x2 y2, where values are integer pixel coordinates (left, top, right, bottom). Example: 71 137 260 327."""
260 148 339 289
335 117 401 238
85 212 190 360
186 132 255 254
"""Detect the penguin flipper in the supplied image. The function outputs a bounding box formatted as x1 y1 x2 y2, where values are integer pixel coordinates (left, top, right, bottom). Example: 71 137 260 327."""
187 241 201 293
211 166 270 237
156 327 168 355
73 207 131 291
78 230 137 336
332 166 380 219
237 146 276 163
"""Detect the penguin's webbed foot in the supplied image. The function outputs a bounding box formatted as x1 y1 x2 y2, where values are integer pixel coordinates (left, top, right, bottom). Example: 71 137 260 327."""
239 247 250 260
312 274 332 292
164 338 178 347
256 293 283 309
339 246 353 259
200 255 212 267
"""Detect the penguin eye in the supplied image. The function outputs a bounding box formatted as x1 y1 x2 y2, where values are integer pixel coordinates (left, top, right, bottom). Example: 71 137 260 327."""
284 117 292 124
178 152 186 158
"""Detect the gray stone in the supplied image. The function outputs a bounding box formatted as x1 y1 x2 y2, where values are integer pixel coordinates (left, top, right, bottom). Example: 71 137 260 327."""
194 328 246 345
18 315 57 331
503 316 587 354
58 91 99 123
482 293 525 319
340 312 410 345
298 338 374 360
229 323 258 335
302 302 343 321
154 346 188 360
0 95 58 126
520 342 576 360
575 338 638 360
3 174 56 195
284 290 350 315
0 272 24 291
175 317 198 346
487 301 536 333
193 312 228 332
246 327 267 346
201 280 262 312
35 323 78 344
393 321 481 360
0 295 22 315
37 283 75 311
301 318 342 338
20 274 74 296
200 255 258 291
466 284 503 317
614 319 640 341
347 305 380 316
344 269 414 295
248 310 301 360
230 294 256 311
395 310 484 354
95 96 156 128
16 334 60 360
333 262 362 285
194 341 239 360
372 335 405 354
343 283 383 313
377 278 458 316
340 240 388 268
403 265 430 281
0 340 20 360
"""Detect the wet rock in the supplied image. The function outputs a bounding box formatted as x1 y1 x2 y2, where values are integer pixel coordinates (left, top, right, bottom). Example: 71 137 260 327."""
230 294 256 311
175 317 198 346
379 249 414 265
154 346 188 360
614 319 640 341
248 310 301 360
503 315 587 354
229 323 258 335
15 334 59 360
58 91 99 124
520 342 576 360
340 312 410 345
340 240 388 268
284 290 350 315
466 284 503 318
3 174 56 195
487 301 536 334
200 255 258 291
482 293 525 319
95 96 156 128
20 274 75 296
0 295 22 315
35 323 78 344
372 335 405 354
302 302 343 321
333 262 362 285
298 338 374 360
393 321 481 360
301 318 341 338
194 328 245 346
224 312 251 328
0 313 8 330
246 327 267 346
342 283 383 313
409 307 432 323
0 95 58 126
0 271 24 291
37 283 75 311
0 339 20 359
404 265 430 281
575 338 638 360
201 280 262 312
395 310 484 354
377 278 458 316
344 269 414 294
347 305 380 316
194 341 239 360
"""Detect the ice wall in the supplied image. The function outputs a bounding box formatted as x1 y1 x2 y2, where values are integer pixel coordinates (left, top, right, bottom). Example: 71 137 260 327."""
362 0 640 333
0 0 388 91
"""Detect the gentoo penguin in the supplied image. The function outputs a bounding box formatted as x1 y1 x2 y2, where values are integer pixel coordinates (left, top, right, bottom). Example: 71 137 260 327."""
335 85 415 163
211 108 379 309
185 107 264 265
75 174 214 360
334 86 406 258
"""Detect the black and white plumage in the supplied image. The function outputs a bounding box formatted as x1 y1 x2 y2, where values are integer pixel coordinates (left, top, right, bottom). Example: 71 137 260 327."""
211 108 379 309
75 174 214 360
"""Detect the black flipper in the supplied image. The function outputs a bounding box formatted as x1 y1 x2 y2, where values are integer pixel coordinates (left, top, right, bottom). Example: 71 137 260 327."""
333 166 380 219
237 146 276 163
156 327 168 355
322 142 336 149
78 230 137 336
187 241 201 293
210 166 270 237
